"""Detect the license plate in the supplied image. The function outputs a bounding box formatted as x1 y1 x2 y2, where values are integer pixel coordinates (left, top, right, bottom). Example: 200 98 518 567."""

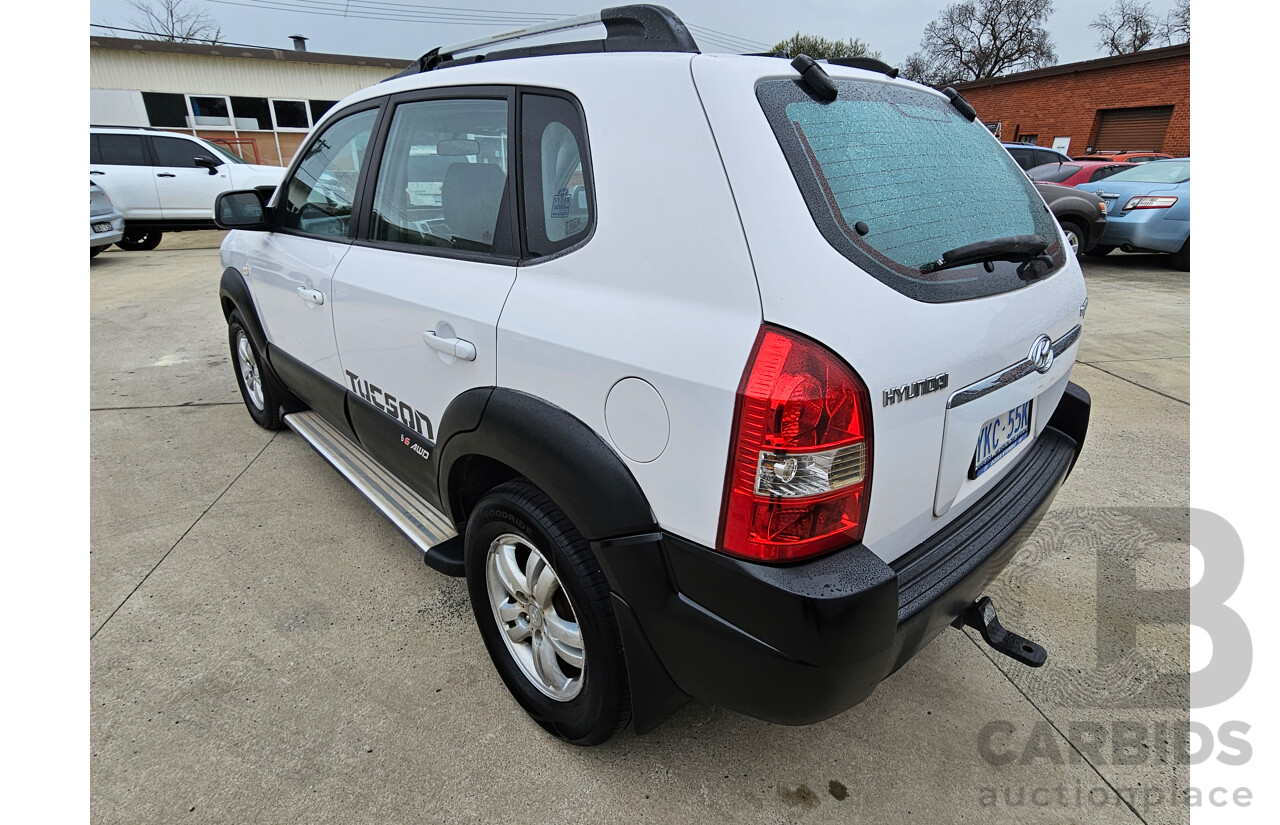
92 222 112 233
971 401 1032 478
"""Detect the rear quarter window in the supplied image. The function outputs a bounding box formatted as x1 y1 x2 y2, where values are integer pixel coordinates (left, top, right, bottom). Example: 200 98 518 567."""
756 78 1064 303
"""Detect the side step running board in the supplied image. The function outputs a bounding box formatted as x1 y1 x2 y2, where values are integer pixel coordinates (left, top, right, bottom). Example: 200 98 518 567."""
284 411 464 576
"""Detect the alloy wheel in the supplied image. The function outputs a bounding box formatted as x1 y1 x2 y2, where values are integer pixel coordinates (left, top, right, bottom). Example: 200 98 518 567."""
485 533 586 701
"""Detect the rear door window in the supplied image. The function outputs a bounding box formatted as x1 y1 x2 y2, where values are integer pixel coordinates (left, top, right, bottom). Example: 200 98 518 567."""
368 97 511 254
1034 149 1063 168
1006 147 1035 170
97 134 149 166
757 79 1064 302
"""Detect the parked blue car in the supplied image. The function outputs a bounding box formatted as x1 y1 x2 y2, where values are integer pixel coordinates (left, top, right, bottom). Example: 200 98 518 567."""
1079 158 1190 270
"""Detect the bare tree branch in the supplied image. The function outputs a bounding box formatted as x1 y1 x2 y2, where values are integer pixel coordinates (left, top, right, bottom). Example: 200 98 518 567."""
1090 0 1159 55
127 0 223 44
903 0 1057 87
1163 0 1190 44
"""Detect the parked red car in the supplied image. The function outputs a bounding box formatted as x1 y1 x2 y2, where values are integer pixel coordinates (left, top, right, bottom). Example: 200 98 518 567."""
1071 152 1173 164
1027 160 1137 187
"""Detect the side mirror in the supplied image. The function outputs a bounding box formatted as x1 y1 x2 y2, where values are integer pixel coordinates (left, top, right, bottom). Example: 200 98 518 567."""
194 156 222 175
214 190 272 230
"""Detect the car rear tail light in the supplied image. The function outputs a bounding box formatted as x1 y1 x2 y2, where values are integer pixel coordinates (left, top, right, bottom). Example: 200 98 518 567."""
718 326 873 563
1123 196 1178 210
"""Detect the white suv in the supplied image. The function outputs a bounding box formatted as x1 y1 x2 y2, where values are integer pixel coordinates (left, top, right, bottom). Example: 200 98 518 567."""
89 126 284 250
215 6 1090 745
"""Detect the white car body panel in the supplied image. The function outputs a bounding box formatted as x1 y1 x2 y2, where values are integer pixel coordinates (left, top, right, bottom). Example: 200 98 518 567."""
331 245 517 442
228 231 349 384
690 55 1087 562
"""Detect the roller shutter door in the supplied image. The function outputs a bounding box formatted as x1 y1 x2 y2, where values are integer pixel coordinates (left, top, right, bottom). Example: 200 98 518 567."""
1093 106 1174 152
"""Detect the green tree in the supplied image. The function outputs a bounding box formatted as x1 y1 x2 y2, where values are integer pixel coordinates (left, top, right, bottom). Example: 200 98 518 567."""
770 32 881 61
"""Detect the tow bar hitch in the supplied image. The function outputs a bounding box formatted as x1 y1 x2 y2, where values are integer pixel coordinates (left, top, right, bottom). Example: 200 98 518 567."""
958 597 1047 667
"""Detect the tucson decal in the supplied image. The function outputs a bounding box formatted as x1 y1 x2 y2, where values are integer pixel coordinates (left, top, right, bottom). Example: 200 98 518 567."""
345 370 434 439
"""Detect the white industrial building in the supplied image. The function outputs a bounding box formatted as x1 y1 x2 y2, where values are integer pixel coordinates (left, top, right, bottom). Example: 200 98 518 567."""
90 35 405 166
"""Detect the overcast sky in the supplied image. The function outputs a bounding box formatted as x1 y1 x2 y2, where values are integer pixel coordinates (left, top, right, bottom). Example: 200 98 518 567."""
89 0 1186 68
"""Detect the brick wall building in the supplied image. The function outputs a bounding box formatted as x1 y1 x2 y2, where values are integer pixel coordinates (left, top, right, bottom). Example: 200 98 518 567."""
954 44 1189 158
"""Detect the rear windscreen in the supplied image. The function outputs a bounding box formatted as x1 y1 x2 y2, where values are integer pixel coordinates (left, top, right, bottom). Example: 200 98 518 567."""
757 78 1065 303
1104 160 1190 184
1028 163 1080 183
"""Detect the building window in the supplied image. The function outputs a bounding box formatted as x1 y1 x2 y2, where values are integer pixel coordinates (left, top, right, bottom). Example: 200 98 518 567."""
229 97 272 131
142 92 188 128
1017 134 1039 145
309 100 338 123
272 99 311 130
190 95 232 127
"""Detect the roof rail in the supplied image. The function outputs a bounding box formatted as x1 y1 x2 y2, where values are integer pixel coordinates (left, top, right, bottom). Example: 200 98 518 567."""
387 4 698 79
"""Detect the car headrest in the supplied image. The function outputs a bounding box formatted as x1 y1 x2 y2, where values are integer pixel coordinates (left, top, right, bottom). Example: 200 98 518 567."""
442 163 506 246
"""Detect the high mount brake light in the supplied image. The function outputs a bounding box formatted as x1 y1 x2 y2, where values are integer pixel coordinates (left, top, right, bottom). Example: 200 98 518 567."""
718 326 873 563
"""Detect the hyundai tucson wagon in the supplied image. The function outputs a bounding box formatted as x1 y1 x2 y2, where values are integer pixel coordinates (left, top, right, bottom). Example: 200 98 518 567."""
214 5 1091 745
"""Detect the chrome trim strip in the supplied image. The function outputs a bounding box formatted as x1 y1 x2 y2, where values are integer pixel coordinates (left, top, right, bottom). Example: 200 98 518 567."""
946 325 1082 409
1050 324 1081 356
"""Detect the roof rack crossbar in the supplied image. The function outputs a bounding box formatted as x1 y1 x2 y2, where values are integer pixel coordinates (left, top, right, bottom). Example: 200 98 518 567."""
388 4 698 79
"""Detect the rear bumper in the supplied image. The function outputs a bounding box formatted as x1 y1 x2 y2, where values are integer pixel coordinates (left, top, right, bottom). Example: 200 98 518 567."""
1086 212 1109 252
90 213 125 247
1099 210 1188 253
596 382 1090 731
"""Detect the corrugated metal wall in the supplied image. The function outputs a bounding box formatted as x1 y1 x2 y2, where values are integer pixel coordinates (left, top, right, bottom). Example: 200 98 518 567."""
91 48 392 100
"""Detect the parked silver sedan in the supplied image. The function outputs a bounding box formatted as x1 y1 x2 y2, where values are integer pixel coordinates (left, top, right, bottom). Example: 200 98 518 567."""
90 181 125 257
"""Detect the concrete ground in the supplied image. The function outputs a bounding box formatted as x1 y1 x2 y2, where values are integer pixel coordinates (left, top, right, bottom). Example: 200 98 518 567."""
91 233 1189 825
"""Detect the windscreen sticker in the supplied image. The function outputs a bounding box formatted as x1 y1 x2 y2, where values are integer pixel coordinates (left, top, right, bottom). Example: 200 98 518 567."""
550 187 572 218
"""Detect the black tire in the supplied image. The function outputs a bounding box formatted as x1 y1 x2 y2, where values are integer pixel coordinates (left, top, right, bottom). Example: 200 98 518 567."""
90 245 106 258
465 480 631 745
116 230 163 251
228 310 285 430
1084 244 1115 258
1171 237 1190 271
1059 219 1087 259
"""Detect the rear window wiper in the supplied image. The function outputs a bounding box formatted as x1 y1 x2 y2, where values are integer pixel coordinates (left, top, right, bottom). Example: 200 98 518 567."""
920 234 1050 275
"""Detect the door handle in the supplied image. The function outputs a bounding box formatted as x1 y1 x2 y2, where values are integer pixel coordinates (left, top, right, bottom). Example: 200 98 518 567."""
90 170 105 175
157 173 177 178
423 330 476 361
296 286 324 305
